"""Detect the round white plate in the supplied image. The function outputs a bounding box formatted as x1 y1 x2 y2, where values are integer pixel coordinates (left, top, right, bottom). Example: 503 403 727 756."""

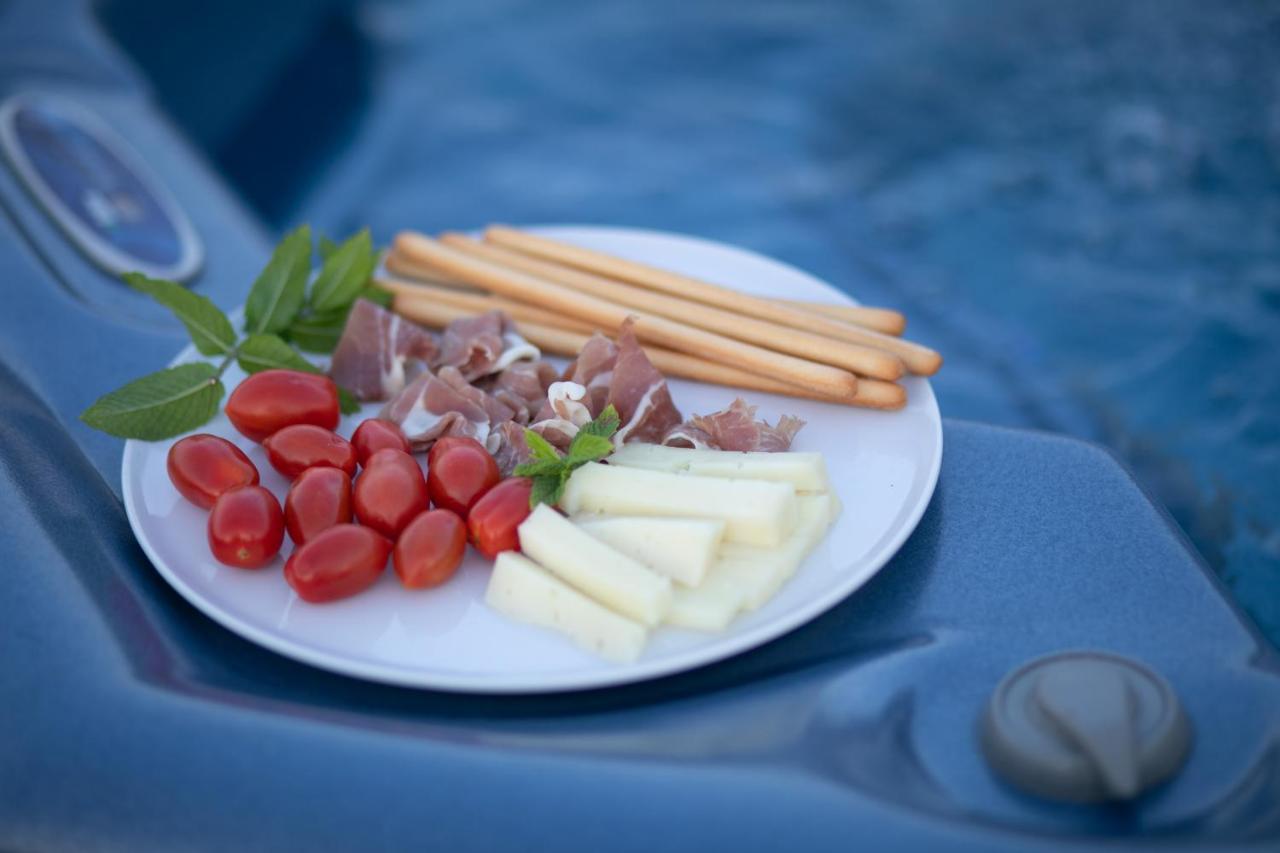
123 226 942 693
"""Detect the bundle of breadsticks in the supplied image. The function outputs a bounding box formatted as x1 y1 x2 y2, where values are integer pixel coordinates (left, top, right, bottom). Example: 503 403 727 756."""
375 226 942 410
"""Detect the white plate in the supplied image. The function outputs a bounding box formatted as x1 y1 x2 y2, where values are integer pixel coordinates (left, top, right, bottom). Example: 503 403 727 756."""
123 226 942 693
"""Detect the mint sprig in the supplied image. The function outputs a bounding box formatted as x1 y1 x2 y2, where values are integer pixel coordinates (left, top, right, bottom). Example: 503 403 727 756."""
514 405 621 508
81 227 378 441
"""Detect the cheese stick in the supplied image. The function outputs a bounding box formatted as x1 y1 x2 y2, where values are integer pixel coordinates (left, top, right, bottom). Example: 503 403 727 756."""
607 444 831 493
485 552 647 663
710 494 836 611
561 463 797 547
518 504 672 626
574 516 725 587
393 232 860 400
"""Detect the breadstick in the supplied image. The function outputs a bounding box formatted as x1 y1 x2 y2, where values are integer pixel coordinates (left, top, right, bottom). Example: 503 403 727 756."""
375 277 596 333
390 296 904 410
485 225 942 375
777 300 906 336
393 232 859 399
439 233 904 381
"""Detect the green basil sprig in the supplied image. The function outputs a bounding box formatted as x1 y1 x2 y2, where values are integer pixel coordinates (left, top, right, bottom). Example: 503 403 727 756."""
81 225 380 440
514 405 621 507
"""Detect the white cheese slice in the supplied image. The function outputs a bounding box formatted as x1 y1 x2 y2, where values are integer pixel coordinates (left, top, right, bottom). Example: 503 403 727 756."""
574 516 725 587
607 444 830 493
560 463 797 547
666 569 746 631
518 504 672 626
485 552 647 663
714 494 837 611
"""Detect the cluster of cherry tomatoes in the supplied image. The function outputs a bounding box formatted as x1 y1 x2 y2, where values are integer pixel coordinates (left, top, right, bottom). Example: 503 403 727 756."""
165 369 533 603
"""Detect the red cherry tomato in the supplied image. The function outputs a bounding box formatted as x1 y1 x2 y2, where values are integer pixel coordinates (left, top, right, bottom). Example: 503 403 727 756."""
263 424 358 479
353 450 429 538
284 524 391 603
351 419 411 466
284 466 352 545
224 369 340 442
167 434 259 509
364 447 425 476
467 477 533 559
393 509 467 589
207 485 284 568
427 436 499 518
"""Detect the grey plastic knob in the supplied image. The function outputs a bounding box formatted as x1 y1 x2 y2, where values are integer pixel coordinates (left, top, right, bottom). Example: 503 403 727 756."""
980 650 1191 803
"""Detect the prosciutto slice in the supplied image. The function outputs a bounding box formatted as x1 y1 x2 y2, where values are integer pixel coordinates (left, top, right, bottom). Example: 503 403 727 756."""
663 398 805 452
434 311 540 381
379 366 516 452
480 359 559 424
489 421 533 476
608 318 682 444
328 299 439 401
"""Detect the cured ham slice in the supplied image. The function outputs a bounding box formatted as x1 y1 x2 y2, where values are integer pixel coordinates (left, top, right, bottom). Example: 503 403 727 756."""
489 421 533 476
608 318 682 444
435 310 540 381
329 299 439 401
379 366 516 451
481 359 559 424
663 398 804 452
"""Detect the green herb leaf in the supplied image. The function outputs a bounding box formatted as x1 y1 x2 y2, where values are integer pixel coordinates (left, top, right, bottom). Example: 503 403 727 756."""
566 432 614 464
523 428 562 463
528 475 563 509
359 283 393 307
244 224 311 334
284 306 351 353
310 228 376 312
237 333 361 414
318 236 340 260
124 272 236 356
578 404 619 439
237 333 321 375
80 363 225 440
512 458 564 479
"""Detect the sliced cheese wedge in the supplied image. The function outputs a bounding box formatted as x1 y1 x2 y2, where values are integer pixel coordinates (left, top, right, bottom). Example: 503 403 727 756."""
518 504 672 626
608 444 830 493
713 494 837 611
666 569 746 632
485 552 647 663
561 463 797 547
574 516 725 586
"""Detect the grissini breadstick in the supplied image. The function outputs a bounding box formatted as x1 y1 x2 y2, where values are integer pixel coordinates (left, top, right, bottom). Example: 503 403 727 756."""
389 247 905 336
776 300 906 336
485 225 942 375
390 295 905 410
375 277 596 333
439 233 904 381
393 232 859 400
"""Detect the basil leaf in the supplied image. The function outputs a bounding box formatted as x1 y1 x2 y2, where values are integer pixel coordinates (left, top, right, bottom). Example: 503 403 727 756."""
124 272 236 356
566 432 613 464
522 428 562 463
80 363 224 440
528 475 563 509
578 404 619 439
244 224 311 334
285 306 351 354
310 228 376 312
237 334 360 414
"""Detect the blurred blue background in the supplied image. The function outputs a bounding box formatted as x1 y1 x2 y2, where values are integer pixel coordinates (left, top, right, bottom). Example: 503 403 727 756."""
97 0 1279 640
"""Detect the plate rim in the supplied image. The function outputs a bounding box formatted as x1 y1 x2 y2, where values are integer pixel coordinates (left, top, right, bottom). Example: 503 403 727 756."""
122 224 942 694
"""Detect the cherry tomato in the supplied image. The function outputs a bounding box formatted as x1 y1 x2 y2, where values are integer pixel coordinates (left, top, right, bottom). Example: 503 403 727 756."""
365 447 425 476
225 369 340 442
351 419 411 466
167 434 259 509
353 450 429 538
467 477 533 559
263 424 358 479
393 509 467 589
207 485 284 568
284 524 391 603
427 436 499 518
284 466 352 545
